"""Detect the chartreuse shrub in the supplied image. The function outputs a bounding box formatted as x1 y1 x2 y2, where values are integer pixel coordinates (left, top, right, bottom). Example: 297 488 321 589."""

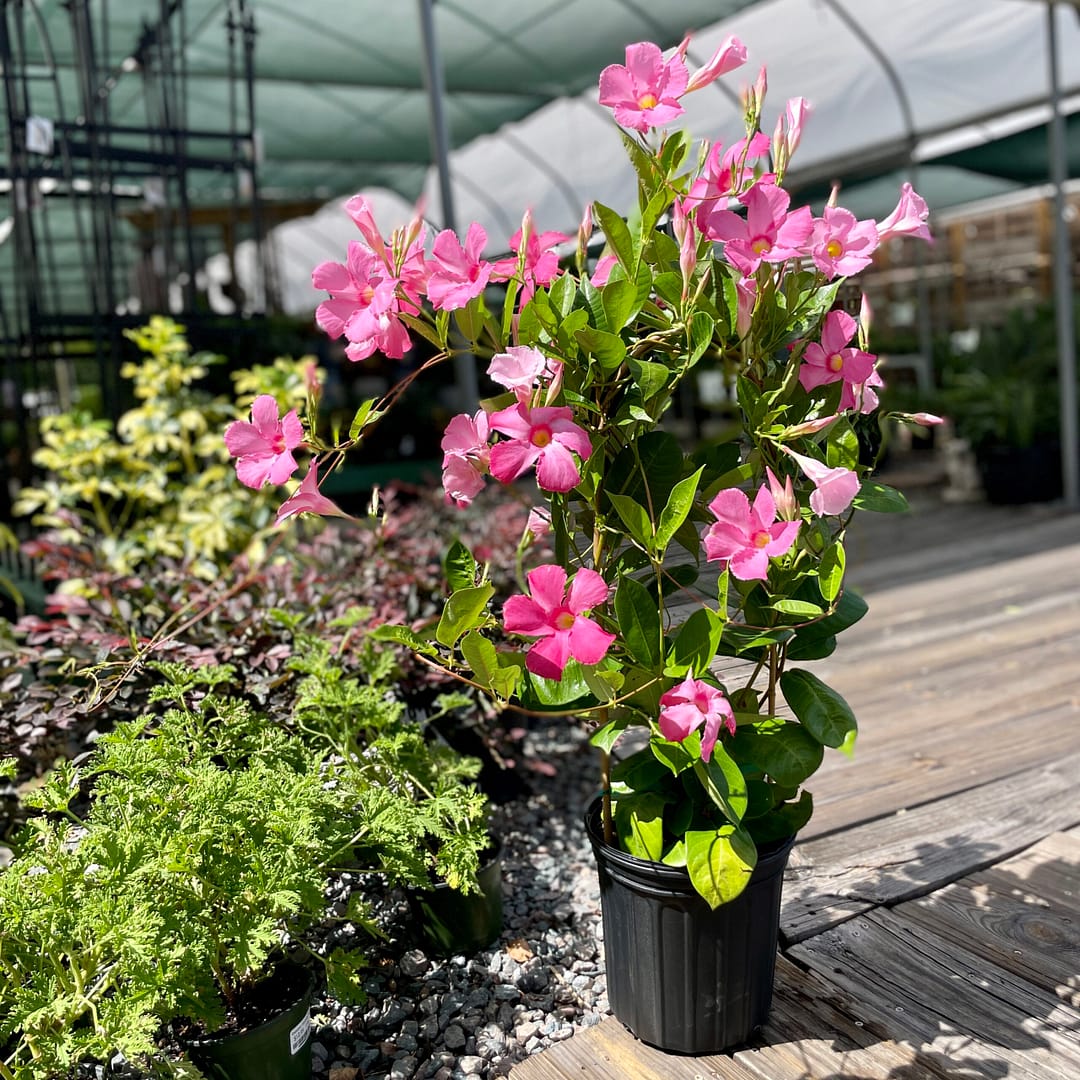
13 317 315 582
0 663 372 1080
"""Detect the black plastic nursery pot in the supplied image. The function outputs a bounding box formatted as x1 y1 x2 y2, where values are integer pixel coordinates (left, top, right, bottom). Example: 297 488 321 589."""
585 798 795 1054
184 965 314 1080
408 836 504 956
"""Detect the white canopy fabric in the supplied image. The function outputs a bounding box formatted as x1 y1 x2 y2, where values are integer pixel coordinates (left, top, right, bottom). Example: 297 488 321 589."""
271 0 1080 312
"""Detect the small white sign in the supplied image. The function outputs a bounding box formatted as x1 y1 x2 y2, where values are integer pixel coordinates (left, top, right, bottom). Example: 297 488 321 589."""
289 1009 311 1056
26 116 53 155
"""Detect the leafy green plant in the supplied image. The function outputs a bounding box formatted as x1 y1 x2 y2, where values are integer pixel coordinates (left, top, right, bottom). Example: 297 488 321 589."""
13 317 315 581
0 663 372 1080
288 627 491 893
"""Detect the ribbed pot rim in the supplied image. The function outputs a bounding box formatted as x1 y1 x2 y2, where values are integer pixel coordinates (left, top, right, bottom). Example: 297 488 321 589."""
584 796 795 896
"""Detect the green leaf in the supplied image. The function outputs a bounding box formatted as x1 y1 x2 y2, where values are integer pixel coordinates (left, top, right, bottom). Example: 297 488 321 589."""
460 631 520 701
348 398 381 440
443 539 476 593
521 660 594 710
614 575 662 666
728 721 825 788
748 790 813 844
601 279 638 332
818 541 845 603
590 713 630 752
604 430 684 512
685 825 757 909
666 606 723 677
593 202 636 273
770 598 824 620
717 624 795 657
368 623 437 658
608 492 654 549
687 310 715 367
549 270 577 316
435 584 494 648
854 480 910 514
693 746 748 824
655 466 704 552
575 326 627 370
661 840 687 867
780 669 858 754
582 664 622 704
627 358 669 401
615 792 667 861
611 747 671 791
650 736 695 777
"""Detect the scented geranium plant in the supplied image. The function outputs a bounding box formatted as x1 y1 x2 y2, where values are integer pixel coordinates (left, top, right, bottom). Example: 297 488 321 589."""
227 35 939 907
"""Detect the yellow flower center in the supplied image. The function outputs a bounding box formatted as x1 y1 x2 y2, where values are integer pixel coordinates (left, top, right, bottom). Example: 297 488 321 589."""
555 611 576 631
826 239 844 258
752 237 772 256
638 93 658 109
531 427 552 448
828 352 844 372
753 530 771 549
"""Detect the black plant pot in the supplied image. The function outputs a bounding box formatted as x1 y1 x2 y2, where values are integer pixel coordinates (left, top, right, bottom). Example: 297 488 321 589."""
977 440 1063 505
184 965 313 1080
585 798 795 1054
407 836 504 955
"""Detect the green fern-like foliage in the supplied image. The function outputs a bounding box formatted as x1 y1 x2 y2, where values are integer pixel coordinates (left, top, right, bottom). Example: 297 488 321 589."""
0 663 370 1079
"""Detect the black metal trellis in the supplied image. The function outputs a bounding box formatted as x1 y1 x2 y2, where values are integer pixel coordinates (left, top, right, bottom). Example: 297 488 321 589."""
0 0 268 498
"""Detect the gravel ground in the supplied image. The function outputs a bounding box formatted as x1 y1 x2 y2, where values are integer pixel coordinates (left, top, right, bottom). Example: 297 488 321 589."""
312 717 611 1080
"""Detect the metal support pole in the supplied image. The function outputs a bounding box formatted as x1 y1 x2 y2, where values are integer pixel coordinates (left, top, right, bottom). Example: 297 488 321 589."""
417 0 477 410
1047 1 1079 509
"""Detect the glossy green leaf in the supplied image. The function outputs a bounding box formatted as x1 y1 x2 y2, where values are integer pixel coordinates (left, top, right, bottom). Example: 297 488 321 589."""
593 201 636 273
818 541 846 602
666 606 723 677
854 480 909 514
521 659 593 710
604 430 683 512
602 279 639 331
615 792 667 861
780 668 858 754
608 492 654 549
655 466 704 552
661 840 687 867
589 713 630 752
348 398 381 440
627 358 669 401
460 631 519 701
575 326 627 370
548 270 577 316
443 539 476 593
685 825 757 909
728 721 825 788
717 624 795 657
687 310 715 367
368 623 437 658
694 746 748 824
747 791 814 844
770 598 824 619
435 583 494 648
615 575 662 666
650 736 695 777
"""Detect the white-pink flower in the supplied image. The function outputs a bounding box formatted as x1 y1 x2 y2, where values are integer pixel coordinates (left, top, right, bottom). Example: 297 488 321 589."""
781 447 859 516
799 310 877 394
224 395 303 489
658 675 735 763
877 182 932 244
808 207 879 279
682 35 747 94
705 182 813 275
502 564 615 681
487 346 560 397
703 485 801 581
488 403 591 493
598 41 689 133
526 506 552 540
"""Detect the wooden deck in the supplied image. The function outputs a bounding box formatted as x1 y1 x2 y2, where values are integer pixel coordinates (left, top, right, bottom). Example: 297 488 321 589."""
511 498 1080 1079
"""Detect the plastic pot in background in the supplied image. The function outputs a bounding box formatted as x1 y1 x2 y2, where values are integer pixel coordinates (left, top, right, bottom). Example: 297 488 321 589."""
184 965 313 1080
585 798 795 1054
407 836 504 956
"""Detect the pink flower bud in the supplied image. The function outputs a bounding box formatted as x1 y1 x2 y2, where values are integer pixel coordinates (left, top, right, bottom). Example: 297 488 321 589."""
766 466 799 521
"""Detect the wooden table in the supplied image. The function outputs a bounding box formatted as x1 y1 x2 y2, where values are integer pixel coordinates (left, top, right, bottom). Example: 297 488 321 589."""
511 500 1080 1079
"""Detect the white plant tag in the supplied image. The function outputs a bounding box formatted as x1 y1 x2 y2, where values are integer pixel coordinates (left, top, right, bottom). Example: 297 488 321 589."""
289 1009 311 1055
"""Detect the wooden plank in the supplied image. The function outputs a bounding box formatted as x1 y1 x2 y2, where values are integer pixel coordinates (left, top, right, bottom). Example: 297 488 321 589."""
790 907 1080 1079
781 751 1080 943
509 956 968 1080
896 833 1080 1007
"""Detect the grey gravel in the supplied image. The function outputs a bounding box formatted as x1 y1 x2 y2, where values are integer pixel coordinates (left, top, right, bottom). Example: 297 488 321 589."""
310 717 609 1078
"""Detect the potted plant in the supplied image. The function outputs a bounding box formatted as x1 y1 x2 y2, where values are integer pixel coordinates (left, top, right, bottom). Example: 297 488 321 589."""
0 663 371 1080
225 34 939 1053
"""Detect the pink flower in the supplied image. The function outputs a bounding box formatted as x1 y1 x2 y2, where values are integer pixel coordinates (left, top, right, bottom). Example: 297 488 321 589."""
840 368 885 415
775 97 811 163
766 466 799 521
590 254 618 287
781 447 859 516
488 402 591 493
427 222 493 311
799 310 877 394
808 207 879 278
877 182 932 243
705 183 813 275
672 198 696 295
441 410 491 508
682 35 747 94
491 212 569 304
703 485 800 581
735 275 757 336
225 395 304 489
275 459 349 524
658 676 735 763
526 506 551 539
598 41 689 133
685 133 771 215
339 279 413 361
488 346 560 397
502 564 615 681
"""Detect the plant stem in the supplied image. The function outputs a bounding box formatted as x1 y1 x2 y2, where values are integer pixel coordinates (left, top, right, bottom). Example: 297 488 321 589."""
600 745 613 844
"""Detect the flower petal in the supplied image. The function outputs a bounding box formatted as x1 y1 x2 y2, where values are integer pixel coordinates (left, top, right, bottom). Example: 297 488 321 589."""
568 616 615 666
